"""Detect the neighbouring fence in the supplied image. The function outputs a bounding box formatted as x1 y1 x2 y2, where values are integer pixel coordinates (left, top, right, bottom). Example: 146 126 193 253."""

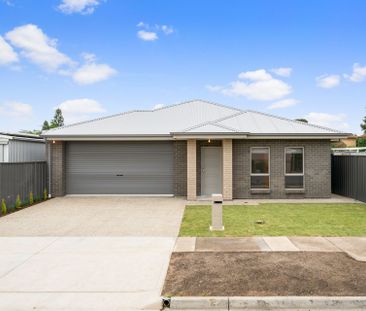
331 154 366 202
0 161 48 207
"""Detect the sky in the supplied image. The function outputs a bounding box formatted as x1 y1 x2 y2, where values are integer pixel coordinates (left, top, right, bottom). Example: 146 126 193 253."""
0 0 365 134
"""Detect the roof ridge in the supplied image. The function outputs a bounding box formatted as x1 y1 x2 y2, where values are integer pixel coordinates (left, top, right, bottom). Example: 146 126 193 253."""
208 122 239 132
187 122 238 132
42 99 242 135
152 99 243 112
245 110 343 133
180 111 243 132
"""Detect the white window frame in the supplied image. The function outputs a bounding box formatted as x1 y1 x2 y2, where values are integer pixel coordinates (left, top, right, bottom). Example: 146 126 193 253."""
284 146 305 190
250 147 270 190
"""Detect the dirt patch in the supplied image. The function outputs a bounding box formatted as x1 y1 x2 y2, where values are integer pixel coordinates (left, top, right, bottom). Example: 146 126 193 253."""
162 252 366 296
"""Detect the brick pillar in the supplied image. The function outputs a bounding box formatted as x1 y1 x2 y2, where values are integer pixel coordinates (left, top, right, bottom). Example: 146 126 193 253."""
50 141 66 197
222 139 233 200
187 139 197 200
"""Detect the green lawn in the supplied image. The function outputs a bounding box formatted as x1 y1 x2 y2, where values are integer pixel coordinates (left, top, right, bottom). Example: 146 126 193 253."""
179 204 366 237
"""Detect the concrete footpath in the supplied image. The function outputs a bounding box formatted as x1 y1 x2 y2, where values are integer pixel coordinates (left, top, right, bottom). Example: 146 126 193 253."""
174 236 366 261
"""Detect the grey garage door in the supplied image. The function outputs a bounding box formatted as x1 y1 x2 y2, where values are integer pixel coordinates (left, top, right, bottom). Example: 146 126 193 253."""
66 141 174 194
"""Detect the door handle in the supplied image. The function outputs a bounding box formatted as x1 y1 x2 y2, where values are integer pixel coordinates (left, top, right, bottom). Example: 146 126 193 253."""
116 174 124 177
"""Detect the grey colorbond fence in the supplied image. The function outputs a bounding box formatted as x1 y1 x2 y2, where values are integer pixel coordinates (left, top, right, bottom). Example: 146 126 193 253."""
0 161 48 207
331 154 366 202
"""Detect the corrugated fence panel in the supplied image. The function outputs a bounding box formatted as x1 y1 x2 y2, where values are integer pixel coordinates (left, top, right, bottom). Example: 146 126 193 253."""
331 155 366 202
8 140 46 162
0 162 47 207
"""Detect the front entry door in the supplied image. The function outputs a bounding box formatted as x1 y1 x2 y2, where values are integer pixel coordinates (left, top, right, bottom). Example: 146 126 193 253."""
201 147 223 196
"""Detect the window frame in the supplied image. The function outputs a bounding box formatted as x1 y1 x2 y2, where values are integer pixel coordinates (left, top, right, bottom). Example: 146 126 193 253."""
284 146 305 190
250 146 271 190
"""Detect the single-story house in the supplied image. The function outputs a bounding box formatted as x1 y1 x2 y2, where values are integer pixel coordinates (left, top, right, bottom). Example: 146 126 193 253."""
339 135 357 148
0 132 46 162
42 100 349 200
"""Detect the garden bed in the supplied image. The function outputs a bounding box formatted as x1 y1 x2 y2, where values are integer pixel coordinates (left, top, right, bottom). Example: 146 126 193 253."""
162 252 366 296
1 196 50 217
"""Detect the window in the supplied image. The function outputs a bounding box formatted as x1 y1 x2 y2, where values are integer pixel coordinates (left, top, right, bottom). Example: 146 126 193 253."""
250 147 270 189
285 147 304 189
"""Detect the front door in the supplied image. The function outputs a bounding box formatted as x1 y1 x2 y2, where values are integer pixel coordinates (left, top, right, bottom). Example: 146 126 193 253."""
201 147 223 196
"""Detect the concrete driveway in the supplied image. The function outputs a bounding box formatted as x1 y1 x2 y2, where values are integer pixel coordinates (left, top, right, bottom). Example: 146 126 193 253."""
0 197 185 311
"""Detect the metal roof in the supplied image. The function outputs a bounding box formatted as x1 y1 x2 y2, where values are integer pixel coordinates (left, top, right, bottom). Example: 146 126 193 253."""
42 99 349 139
0 132 45 143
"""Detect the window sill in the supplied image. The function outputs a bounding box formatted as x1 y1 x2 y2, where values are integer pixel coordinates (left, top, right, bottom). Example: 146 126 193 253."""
285 188 305 194
250 189 271 194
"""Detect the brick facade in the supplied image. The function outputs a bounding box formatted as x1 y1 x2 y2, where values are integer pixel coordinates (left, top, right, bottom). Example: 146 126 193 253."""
222 139 233 200
233 139 331 198
49 141 66 197
187 139 197 200
173 140 187 196
48 139 332 199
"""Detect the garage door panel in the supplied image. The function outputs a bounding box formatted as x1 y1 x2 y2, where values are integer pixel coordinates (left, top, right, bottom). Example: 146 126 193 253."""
66 142 174 194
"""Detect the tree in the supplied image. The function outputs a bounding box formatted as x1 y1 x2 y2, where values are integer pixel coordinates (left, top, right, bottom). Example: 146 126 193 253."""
357 138 366 147
42 120 50 131
21 109 64 135
361 114 366 134
295 118 308 123
50 108 64 128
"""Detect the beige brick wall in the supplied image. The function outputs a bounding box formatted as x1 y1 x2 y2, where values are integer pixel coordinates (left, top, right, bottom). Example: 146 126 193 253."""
222 139 233 200
187 139 197 200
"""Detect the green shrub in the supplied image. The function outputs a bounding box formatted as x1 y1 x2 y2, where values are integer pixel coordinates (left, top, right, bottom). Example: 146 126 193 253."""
43 189 48 201
29 192 34 205
356 138 366 147
15 195 21 209
1 199 6 216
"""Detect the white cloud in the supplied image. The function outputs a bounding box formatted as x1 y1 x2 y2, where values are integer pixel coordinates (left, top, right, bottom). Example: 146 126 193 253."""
205 84 224 92
137 30 158 41
160 25 174 35
238 69 272 81
0 101 32 117
136 22 174 41
81 52 97 63
58 0 101 15
0 35 18 65
213 69 292 101
268 98 299 109
137 21 147 28
72 62 117 84
58 98 105 123
344 63 366 82
305 112 349 130
5 24 74 72
316 74 341 88
271 67 292 77
153 104 164 110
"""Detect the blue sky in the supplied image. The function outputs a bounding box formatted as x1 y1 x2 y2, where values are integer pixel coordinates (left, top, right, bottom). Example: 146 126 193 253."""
0 0 365 134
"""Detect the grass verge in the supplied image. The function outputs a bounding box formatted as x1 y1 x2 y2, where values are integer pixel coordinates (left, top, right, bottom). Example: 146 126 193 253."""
179 203 366 236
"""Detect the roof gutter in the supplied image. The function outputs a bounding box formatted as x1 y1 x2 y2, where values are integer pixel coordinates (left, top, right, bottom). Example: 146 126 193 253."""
172 132 249 139
43 134 173 141
246 133 351 139
42 132 351 141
